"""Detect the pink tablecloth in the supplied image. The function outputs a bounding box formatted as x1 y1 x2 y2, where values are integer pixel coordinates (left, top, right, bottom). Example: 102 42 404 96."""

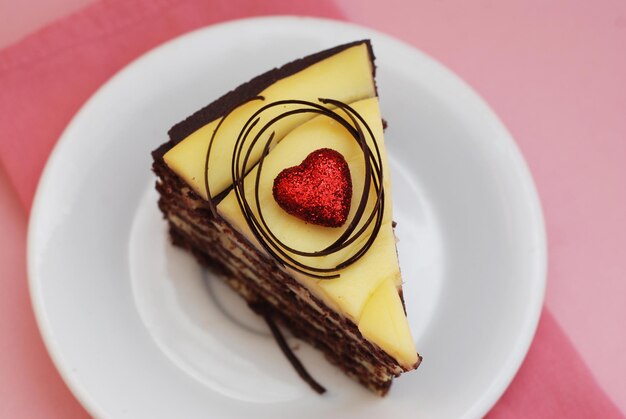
1 0 624 417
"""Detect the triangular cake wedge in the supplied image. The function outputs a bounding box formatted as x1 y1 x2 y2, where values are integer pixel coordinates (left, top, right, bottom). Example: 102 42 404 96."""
152 41 421 396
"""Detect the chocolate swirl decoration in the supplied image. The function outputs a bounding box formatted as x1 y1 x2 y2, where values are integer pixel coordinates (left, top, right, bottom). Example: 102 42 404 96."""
205 97 385 279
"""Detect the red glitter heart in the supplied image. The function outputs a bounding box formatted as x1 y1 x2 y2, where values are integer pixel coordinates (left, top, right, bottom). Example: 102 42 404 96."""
272 148 352 227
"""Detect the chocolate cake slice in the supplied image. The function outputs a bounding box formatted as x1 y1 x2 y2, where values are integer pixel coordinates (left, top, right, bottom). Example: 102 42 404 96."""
152 40 421 396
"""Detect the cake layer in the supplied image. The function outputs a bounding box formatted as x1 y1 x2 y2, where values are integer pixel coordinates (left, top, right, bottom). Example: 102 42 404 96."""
153 157 421 395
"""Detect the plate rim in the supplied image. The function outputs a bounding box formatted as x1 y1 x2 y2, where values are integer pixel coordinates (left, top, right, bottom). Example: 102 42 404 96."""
27 15 547 419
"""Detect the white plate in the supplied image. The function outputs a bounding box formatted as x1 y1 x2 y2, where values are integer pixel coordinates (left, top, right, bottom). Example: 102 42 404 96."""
28 16 546 419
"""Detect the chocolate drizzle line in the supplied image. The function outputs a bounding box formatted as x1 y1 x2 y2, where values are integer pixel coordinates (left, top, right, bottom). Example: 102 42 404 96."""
205 98 385 279
250 302 326 394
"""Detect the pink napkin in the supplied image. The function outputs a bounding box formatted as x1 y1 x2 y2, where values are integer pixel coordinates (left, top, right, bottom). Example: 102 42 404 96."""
0 0 621 417
487 309 622 418
0 0 343 211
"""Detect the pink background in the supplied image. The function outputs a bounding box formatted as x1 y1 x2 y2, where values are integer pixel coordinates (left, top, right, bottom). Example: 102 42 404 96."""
1 0 625 416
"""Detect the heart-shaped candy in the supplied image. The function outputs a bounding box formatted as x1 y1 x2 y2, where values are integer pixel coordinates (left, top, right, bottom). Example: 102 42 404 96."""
272 148 352 227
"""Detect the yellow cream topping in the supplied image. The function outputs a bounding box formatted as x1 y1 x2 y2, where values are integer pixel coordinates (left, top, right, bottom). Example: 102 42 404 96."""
164 43 376 199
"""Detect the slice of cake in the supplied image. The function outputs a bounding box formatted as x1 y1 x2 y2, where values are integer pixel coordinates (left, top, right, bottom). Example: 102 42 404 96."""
152 40 421 396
